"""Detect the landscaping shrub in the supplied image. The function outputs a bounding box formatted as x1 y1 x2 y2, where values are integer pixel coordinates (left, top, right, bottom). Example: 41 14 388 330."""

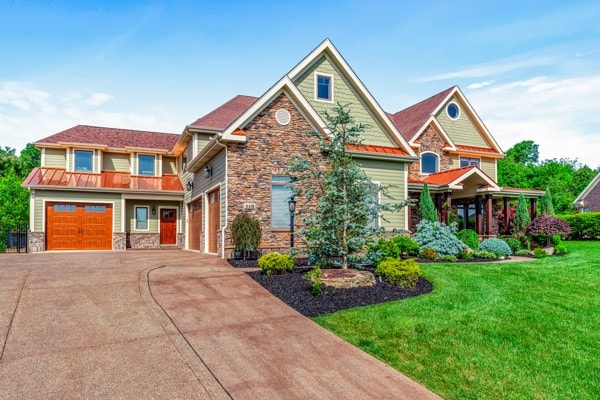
478 238 512 257
472 250 499 260
456 229 479 250
526 216 571 247
366 235 421 265
553 244 569 255
558 212 600 239
375 258 421 288
550 234 562 246
419 247 438 260
458 248 473 260
515 249 532 256
393 235 420 255
413 220 468 257
533 247 548 259
441 255 457 262
258 252 294 276
303 267 323 296
502 237 523 253
231 212 262 252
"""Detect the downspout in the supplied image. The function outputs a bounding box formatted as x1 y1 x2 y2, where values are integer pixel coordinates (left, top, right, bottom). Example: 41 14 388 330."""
214 136 228 258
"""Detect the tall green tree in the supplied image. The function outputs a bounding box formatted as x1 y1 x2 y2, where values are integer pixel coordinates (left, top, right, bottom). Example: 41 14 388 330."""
540 187 555 216
289 103 408 268
419 184 437 222
0 172 30 229
513 193 531 236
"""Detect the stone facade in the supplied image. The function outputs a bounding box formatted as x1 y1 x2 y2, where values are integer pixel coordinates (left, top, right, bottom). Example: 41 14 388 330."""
113 233 126 250
408 126 452 181
225 93 327 252
126 233 160 249
582 180 600 212
28 231 45 253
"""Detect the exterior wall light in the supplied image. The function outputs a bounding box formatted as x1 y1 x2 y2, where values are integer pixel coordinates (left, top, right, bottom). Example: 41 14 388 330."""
203 165 212 178
186 180 193 191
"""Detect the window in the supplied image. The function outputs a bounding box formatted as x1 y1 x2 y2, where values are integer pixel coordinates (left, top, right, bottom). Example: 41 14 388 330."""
458 204 476 230
271 176 292 228
74 150 93 171
447 102 460 120
460 157 480 168
53 204 76 212
583 207 590 213
85 205 106 213
135 206 149 230
421 153 439 174
138 155 155 176
316 74 332 101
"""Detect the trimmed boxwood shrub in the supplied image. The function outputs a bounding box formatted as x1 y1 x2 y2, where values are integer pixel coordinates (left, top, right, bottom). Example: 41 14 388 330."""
456 229 479 250
502 237 523 253
413 220 468 257
366 235 420 265
478 238 512 257
472 250 499 260
553 244 569 255
558 212 600 239
258 252 294 276
375 258 421 288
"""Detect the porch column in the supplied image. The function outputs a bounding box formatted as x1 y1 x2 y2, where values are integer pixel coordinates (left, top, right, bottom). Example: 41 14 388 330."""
530 198 537 220
407 202 412 232
503 197 510 235
444 192 452 225
434 193 443 222
485 194 493 235
475 195 483 235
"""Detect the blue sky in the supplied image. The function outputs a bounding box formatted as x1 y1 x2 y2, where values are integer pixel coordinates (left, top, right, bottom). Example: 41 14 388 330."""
1 0 599 168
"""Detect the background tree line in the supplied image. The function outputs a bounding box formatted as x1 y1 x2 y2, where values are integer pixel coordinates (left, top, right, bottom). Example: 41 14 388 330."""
498 140 598 214
0 144 40 229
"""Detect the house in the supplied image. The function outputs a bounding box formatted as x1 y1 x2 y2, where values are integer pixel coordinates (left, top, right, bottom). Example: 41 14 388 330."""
573 172 600 212
24 39 543 255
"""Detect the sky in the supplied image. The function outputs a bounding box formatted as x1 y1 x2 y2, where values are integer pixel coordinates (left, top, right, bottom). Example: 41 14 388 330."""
1 0 599 169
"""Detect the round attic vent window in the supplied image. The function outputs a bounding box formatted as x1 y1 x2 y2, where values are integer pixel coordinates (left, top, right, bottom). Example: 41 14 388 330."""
447 102 460 120
275 109 291 125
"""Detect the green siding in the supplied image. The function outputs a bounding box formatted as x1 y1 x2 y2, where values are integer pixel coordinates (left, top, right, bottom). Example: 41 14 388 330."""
190 148 226 229
67 148 74 171
125 200 181 233
197 134 211 154
358 159 408 230
33 190 122 232
294 55 395 147
162 157 176 174
103 152 130 171
44 148 66 168
480 157 496 181
435 96 490 148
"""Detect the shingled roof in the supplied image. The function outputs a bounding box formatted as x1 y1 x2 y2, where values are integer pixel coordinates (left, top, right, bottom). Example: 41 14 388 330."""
389 87 454 141
36 125 180 151
189 95 258 130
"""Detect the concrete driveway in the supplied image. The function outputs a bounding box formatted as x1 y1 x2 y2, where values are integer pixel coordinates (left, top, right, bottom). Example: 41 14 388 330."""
0 251 439 399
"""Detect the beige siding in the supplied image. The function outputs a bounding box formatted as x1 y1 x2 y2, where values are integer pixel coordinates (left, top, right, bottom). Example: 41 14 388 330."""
480 157 496 181
103 152 130 171
294 55 395 147
67 148 74 171
162 156 176 174
33 190 122 232
44 148 66 168
435 96 490 148
190 148 226 229
125 200 181 233
448 154 459 169
197 134 211 154
358 158 408 230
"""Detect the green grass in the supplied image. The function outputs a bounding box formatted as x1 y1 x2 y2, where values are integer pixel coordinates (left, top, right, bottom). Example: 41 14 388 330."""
314 241 600 399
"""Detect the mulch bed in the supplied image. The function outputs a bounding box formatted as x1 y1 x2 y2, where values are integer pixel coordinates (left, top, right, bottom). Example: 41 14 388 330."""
245 267 432 317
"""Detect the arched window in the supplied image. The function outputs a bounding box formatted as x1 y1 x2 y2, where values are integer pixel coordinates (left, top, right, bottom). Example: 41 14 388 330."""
421 152 439 174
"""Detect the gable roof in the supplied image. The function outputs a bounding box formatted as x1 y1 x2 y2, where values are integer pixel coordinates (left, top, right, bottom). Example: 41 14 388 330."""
574 171 600 204
36 125 179 152
189 95 258 130
409 165 499 189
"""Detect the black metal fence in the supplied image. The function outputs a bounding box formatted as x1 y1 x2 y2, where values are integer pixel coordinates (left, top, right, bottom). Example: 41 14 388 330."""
1 222 28 253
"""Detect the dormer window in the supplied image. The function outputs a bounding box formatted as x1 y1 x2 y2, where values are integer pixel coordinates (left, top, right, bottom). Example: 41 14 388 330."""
74 150 93 172
315 73 333 102
138 155 155 176
421 152 439 174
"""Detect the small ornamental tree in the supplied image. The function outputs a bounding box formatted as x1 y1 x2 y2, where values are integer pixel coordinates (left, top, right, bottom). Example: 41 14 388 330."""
419 184 437 222
230 212 262 252
513 193 531 236
540 187 555 216
526 216 571 247
289 103 409 269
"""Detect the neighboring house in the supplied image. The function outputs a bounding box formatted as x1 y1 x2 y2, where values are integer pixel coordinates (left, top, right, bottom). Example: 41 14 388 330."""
23 125 184 251
24 39 543 255
573 172 600 213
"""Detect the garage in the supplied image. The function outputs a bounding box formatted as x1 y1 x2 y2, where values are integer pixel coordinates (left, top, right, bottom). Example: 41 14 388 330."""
46 202 113 250
188 199 202 251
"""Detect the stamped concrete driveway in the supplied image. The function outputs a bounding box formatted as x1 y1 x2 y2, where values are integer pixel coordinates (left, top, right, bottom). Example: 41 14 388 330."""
0 251 439 399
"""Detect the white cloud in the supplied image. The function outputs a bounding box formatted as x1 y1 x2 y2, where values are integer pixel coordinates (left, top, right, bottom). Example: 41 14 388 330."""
86 92 113 106
467 80 495 90
467 74 600 168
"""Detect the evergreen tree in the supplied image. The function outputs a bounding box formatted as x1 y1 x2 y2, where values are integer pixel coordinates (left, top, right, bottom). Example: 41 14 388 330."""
513 193 531 235
540 187 555 216
419 184 437 222
289 103 408 268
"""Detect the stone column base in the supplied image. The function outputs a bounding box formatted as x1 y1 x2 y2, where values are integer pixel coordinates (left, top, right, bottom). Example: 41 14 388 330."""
126 233 160 249
113 233 126 250
28 231 45 253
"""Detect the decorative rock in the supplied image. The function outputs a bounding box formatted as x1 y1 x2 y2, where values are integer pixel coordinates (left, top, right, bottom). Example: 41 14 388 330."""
321 269 376 288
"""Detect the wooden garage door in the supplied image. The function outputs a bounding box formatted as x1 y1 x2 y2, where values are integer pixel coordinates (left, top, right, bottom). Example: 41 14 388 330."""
188 200 202 251
46 202 112 250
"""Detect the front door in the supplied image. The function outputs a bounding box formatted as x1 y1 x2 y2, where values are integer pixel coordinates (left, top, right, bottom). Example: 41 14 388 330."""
207 189 220 253
160 208 177 245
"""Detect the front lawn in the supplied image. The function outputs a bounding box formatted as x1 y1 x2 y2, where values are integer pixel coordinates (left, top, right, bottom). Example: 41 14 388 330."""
314 241 600 400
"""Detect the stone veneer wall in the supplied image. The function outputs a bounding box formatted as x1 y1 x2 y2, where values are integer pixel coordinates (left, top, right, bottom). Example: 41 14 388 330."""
126 233 160 249
113 233 126 250
583 181 600 212
28 231 45 253
226 93 327 251
408 125 451 181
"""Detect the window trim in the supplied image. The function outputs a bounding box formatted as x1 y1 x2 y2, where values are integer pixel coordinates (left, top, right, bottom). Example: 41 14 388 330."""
420 151 439 175
314 72 334 103
446 102 460 120
134 206 150 231
138 154 156 176
74 149 94 172
271 175 292 229
460 157 481 168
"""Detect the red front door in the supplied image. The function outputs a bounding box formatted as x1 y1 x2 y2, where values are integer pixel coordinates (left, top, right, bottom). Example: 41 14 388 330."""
160 208 177 245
